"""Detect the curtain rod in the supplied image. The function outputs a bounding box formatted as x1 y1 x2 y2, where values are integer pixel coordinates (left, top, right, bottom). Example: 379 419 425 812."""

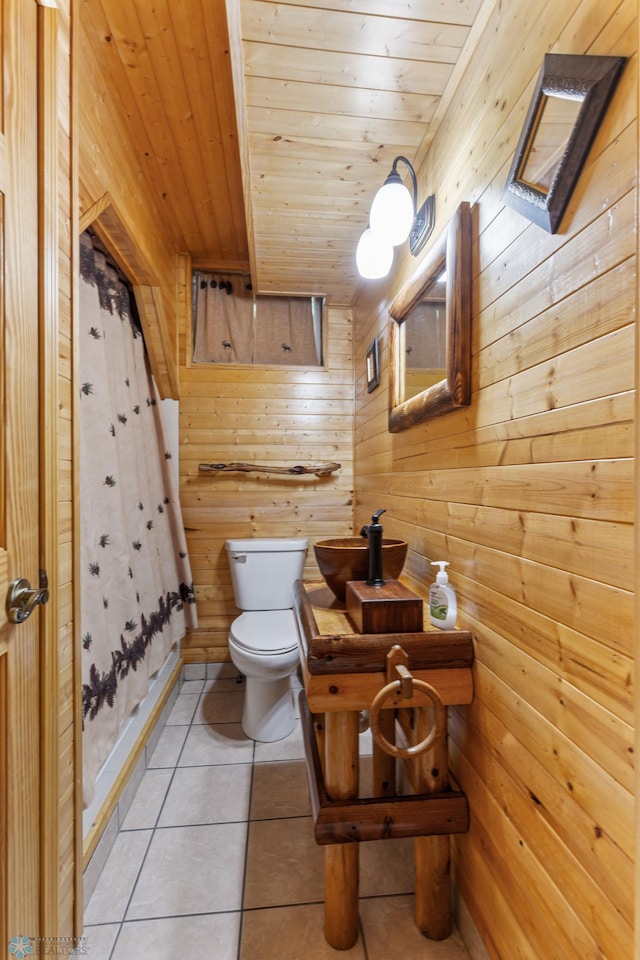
193 267 252 278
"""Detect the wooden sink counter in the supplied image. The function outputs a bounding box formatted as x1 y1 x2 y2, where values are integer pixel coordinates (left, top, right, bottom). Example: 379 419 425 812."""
295 580 474 712
294 580 475 950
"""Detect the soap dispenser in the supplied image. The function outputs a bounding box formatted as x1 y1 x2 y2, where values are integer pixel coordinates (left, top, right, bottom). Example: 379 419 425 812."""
429 561 457 629
361 508 386 587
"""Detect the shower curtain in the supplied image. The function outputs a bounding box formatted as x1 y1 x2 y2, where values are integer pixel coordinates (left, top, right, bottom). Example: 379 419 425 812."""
79 232 197 806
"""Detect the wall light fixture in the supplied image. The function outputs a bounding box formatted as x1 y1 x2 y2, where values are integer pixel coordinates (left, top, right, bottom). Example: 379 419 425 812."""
356 156 435 279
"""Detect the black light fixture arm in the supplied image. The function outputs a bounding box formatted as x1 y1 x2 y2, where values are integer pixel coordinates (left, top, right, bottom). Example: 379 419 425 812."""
383 155 435 257
357 155 436 278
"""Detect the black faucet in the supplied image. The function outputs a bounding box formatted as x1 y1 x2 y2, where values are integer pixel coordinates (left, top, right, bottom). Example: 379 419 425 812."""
360 508 386 587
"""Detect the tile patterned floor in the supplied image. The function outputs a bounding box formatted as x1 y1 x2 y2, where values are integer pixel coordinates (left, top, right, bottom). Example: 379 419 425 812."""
84 665 472 959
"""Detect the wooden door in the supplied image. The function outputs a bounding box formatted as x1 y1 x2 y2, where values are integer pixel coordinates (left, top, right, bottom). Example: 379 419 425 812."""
0 0 43 946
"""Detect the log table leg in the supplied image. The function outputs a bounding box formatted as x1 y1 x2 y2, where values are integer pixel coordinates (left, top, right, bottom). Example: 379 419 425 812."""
414 703 451 940
372 707 396 797
312 712 326 779
323 710 360 950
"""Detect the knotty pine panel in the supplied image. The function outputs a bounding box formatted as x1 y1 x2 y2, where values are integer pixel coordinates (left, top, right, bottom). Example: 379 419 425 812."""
467 622 633 794
361 418 633 475
359 491 634 591
38 0 78 934
78 21 182 399
352 1 636 957
449 709 634 944
367 394 634 477
180 302 354 661
359 460 633 522
450 740 631 959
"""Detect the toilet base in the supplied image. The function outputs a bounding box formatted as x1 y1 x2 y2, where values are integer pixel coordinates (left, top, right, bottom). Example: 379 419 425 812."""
241 674 295 742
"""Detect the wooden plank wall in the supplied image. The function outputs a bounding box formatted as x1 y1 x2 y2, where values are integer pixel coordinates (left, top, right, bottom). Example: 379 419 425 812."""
179 304 355 662
352 1 636 957
50 0 76 933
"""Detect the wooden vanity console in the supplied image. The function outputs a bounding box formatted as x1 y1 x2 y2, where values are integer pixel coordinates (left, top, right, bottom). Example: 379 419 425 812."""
295 581 473 701
294 580 474 950
299 690 468 845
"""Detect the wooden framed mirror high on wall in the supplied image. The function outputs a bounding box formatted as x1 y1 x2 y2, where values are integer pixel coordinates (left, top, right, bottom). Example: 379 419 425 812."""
502 54 626 233
388 200 472 432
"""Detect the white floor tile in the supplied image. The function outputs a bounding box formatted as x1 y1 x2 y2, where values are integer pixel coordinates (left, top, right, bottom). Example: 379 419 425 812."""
204 673 245 693
194 689 244 724
166 693 200 725
120 768 173 830
158 763 252 826
126 822 246 919
206 662 238 680
147 725 188 768
360 837 415 897
250 759 311 820
112 913 241 960
253 719 306 762
178 722 254 766
183 663 206 681
240 903 366 959
360 895 469 960
84 830 152 925
82 924 120 960
243 816 324 909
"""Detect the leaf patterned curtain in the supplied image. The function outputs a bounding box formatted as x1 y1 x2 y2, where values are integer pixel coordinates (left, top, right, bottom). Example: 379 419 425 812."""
79 232 197 807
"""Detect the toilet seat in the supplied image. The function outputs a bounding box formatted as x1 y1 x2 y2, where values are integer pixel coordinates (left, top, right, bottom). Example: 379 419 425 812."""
229 610 298 655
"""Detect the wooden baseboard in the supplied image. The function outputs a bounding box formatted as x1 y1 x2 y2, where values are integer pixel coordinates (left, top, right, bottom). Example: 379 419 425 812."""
183 645 230 664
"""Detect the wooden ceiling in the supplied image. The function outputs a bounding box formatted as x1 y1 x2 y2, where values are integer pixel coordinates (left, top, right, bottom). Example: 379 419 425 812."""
82 0 490 305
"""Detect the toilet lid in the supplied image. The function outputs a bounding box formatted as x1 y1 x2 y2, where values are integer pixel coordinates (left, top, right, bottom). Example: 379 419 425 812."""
230 610 299 654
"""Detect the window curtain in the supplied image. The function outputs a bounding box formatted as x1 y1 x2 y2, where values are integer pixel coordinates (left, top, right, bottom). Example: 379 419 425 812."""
253 295 320 365
193 272 322 366
79 232 197 807
193 273 254 363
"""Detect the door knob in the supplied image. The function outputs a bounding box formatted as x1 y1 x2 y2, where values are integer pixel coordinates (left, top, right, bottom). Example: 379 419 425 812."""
6 570 49 623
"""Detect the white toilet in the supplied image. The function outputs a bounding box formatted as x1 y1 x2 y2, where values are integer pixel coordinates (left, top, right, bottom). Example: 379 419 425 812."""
225 537 308 742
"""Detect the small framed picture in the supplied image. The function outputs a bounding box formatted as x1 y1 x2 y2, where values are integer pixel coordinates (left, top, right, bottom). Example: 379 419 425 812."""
366 336 380 393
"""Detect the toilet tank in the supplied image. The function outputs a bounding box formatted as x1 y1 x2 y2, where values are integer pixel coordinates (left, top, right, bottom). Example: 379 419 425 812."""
226 537 308 610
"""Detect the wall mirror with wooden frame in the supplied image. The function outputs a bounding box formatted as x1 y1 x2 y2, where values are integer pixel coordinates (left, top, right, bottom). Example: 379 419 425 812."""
502 53 626 233
388 200 472 433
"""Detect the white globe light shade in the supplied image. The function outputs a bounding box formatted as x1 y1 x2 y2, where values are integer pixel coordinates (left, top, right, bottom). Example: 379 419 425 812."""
356 228 393 279
369 180 414 246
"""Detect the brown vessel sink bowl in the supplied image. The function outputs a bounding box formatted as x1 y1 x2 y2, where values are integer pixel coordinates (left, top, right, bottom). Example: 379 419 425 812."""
313 537 408 601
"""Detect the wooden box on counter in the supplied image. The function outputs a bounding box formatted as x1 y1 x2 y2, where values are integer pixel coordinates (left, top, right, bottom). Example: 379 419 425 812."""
345 579 423 634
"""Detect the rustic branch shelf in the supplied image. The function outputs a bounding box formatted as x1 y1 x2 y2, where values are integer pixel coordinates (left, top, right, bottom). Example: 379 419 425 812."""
199 460 340 477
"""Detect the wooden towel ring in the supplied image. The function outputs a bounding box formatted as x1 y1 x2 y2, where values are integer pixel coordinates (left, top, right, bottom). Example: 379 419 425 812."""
369 676 444 759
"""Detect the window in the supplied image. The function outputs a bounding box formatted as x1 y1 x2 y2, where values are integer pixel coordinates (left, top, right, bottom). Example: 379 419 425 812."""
192 271 324 366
